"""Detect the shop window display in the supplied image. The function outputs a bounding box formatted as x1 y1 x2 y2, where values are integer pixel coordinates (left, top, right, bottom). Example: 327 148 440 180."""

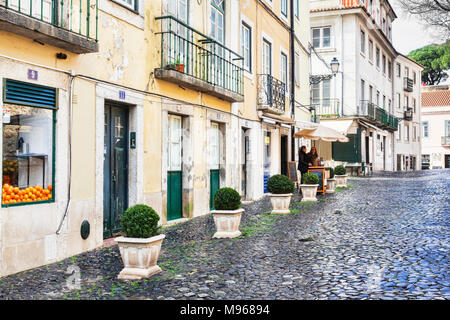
2 103 54 205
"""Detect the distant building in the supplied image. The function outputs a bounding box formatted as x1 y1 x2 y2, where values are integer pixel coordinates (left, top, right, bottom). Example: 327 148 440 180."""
421 86 450 169
309 0 423 172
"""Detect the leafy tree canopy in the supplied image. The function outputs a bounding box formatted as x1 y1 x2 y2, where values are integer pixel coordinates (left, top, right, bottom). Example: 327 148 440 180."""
408 42 450 85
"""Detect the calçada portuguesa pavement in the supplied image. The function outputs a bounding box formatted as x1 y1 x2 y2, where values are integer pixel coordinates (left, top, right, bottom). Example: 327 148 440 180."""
0 170 449 300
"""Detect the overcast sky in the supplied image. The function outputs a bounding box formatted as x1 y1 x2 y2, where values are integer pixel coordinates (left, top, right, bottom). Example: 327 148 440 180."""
390 0 440 55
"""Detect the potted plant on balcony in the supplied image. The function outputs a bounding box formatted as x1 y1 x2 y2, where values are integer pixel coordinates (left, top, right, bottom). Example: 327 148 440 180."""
300 173 319 202
167 55 185 73
334 165 348 188
115 204 165 280
211 187 244 238
326 167 336 194
267 174 295 214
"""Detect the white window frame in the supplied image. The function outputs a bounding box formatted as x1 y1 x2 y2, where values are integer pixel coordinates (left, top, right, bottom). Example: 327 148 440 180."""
311 27 331 49
241 21 252 74
261 33 273 75
368 39 374 62
280 47 289 93
360 29 366 55
113 0 137 11
280 0 288 20
167 114 182 171
422 121 429 138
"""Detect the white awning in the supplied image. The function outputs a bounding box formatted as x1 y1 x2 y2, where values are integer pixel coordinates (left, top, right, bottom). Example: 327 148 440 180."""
319 119 354 135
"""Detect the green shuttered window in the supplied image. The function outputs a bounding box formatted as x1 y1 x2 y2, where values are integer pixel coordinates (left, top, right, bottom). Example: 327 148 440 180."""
4 79 57 109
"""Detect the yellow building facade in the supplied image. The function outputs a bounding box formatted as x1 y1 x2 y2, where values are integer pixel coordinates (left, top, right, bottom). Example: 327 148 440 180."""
0 0 311 277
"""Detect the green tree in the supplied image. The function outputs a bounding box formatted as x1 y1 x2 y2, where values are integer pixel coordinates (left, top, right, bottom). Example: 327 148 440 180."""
408 43 450 85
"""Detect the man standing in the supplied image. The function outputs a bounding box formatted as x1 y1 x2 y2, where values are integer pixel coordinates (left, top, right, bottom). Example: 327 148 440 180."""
298 146 312 184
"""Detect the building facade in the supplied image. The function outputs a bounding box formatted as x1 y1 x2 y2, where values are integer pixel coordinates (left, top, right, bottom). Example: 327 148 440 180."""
393 54 422 171
421 86 450 169
309 0 422 172
0 0 312 277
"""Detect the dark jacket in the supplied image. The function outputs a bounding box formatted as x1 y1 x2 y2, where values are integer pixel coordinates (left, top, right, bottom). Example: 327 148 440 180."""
298 150 309 173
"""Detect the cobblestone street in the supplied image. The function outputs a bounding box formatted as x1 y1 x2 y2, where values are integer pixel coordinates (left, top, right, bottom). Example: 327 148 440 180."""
0 170 448 300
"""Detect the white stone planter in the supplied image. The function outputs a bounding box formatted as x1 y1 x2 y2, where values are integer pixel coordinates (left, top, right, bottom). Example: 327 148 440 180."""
300 184 319 202
211 208 244 238
116 234 165 280
326 178 336 193
268 193 292 214
335 174 348 188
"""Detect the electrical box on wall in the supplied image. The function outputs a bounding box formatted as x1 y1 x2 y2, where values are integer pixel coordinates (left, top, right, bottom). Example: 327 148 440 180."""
130 132 136 149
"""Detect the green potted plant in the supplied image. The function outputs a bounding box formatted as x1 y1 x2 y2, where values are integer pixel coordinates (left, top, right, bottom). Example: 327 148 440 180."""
115 204 165 280
325 167 336 193
334 165 348 188
267 174 295 214
300 173 319 202
167 55 185 73
211 187 244 238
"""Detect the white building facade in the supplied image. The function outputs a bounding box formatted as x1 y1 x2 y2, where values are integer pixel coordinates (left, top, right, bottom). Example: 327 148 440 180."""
421 86 450 169
309 0 422 172
393 54 423 171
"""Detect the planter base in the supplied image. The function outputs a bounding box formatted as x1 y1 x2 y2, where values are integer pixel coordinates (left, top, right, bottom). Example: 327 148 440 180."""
212 208 244 239
300 184 319 202
271 208 291 214
268 193 292 214
118 265 162 280
213 230 242 239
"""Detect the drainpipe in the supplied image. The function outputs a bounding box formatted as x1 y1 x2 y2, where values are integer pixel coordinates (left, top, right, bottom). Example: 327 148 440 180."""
290 0 295 161
56 71 75 234
341 15 345 117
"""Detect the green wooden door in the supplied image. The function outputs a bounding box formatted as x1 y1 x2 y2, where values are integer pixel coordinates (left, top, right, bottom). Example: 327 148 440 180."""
210 122 220 209
167 171 182 221
103 104 128 238
167 115 183 221
210 169 220 209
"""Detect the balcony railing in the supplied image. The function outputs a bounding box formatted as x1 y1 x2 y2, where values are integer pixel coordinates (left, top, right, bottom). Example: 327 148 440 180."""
442 136 450 146
311 98 340 119
0 0 98 41
404 107 413 121
404 77 413 92
257 74 286 115
358 100 398 131
154 15 244 102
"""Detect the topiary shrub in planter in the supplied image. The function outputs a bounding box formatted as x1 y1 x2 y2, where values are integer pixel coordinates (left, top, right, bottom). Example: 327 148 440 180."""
211 188 244 238
267 174 295 194
326 167 336 194
267 174 295 214
300 173 319 202
334 165 348 188
115 204 165 280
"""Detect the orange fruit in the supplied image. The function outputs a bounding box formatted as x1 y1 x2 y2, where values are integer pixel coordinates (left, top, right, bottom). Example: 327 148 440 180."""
13 187 19 193
48 194 52 199
3 183 10 189
14 194 19 200
48 185 52 191
5 195 11 201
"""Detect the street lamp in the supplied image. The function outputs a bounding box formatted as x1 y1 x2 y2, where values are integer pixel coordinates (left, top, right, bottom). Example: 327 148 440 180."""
330 57 340 75
309 57 340 85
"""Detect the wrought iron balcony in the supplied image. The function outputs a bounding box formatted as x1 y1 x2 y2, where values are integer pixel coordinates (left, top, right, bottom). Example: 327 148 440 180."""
404 77 413 92
442 136 450 146
358 100 398 131
154 15 244 102
311 98 340 119
257 74 286 115
404 107 413 121
0 0 98 53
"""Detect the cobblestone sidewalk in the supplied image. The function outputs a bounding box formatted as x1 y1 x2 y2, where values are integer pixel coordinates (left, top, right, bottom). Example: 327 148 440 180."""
0 170 449 300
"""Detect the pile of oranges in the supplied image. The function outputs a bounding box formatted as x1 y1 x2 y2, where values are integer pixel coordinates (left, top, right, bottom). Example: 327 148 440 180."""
2 183 52 205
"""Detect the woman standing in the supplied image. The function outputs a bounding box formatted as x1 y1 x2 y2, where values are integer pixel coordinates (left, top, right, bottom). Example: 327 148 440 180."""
308 146 320 166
